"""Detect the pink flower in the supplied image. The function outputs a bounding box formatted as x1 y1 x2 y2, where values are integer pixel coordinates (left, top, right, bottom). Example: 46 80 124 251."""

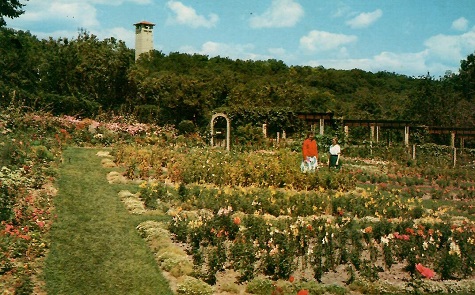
416 263 435 279
394 232 410 241
36 221 45 228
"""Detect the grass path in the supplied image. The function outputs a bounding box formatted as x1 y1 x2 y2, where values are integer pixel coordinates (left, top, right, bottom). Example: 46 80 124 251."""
45 147 173 295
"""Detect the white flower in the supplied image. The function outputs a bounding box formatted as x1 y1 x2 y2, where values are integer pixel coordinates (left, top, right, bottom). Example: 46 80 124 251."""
423 241 429 250
269 245 279 256
449 241 461 257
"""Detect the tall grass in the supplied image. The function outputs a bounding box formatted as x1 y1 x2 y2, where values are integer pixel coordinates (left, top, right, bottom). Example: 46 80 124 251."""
45 147 172 295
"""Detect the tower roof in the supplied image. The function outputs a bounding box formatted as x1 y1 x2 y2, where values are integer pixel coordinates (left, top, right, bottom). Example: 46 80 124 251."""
134 20 155 26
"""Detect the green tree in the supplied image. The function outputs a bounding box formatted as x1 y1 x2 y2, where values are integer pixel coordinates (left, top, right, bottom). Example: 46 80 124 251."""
0 28 43 106
0 0 25 27
458 52 475 101
37 30 133 115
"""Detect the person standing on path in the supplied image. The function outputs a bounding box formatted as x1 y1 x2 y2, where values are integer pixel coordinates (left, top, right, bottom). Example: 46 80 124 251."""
301 132 318 172
328 137 341 169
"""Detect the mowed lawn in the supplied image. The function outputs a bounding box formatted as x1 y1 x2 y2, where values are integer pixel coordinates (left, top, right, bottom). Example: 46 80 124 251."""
45 147 172 295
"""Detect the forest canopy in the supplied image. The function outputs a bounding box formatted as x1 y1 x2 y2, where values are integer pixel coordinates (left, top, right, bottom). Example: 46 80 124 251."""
0 27 474 132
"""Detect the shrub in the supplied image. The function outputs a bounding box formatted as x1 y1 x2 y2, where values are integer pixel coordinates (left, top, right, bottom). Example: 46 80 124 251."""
177 120 196 135
34 145 55 161
176 276 213 295
246 277 274 295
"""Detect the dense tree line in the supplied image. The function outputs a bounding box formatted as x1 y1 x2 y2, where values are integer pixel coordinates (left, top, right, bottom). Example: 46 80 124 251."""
1 26 474 133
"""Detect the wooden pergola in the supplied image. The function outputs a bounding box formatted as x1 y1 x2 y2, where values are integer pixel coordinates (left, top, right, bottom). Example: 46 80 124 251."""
297 114 475 147
297 112 334 135
426 126 475 148
342 119 413 145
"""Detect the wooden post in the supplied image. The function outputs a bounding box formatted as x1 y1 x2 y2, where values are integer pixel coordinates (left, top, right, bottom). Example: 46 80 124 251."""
453 147 457 168
412 144 416 160
370 125 375 143
404 126 409 146
450 132 455 148
319 119 324 135
226 118 231 151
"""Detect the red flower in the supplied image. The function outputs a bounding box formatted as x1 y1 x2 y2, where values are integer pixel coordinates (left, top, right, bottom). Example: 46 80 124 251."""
272 286 283 295
416 263 435 279
306 224 313 231
297 289 309 295
36 220 45 228
289 275 295 283
233 216 241 225
394 232 410 241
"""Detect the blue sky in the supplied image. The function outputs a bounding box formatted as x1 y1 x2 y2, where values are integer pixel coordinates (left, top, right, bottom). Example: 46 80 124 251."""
8 0 475 77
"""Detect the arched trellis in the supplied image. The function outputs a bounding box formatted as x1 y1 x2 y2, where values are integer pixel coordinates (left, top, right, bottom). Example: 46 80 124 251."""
210 113 231 151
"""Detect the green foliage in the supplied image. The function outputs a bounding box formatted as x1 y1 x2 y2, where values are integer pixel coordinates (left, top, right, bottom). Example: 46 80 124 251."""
12 274 33 295
1 26 475 134
230 239 257 282
234 123 265 146
115 144 357 191
33 145 55 161
176 276 213 295
0 0 25 27
0 180 15 222
459 52 475 102
134 104 161 124
42 93 102 117
138 181 169 209
246 277 274 295
177 120 196 135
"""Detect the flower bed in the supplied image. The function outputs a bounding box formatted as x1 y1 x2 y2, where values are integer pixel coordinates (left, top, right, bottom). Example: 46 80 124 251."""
0 110 177 293
113 143 475 294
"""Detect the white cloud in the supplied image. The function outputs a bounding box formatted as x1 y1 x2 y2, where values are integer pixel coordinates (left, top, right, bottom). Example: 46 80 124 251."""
99 27 135 47
9 0 141 46
268 47 286 56
424 29 475 62
452 17 469 31
12 1 99 28
314 27 475 76
166 1 218 28
346 9 382 29
249 0 304 28
306 51 429 76
9 0 154 30
87 0 152 4
86 0 153 6
180 41 274 61
299 30 357 53
332 4 352 18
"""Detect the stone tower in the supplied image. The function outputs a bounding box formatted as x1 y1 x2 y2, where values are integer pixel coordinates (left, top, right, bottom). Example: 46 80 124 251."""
134 20 155 61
